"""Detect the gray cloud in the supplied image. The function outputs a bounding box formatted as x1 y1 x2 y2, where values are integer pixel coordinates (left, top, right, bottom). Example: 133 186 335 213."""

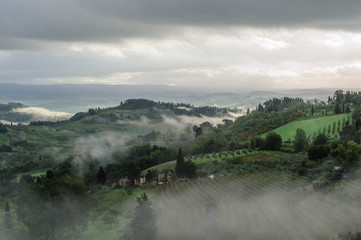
1 0 361 48
1 0 361 89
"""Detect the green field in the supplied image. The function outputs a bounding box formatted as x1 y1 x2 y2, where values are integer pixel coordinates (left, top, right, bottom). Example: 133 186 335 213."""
263 113 351 142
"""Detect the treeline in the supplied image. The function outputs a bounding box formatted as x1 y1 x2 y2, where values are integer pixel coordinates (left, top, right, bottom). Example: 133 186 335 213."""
29 120 69 126
119 99 238 117
328 90 361 105
119 99 194 110
83 144 179 186
257 97 304 112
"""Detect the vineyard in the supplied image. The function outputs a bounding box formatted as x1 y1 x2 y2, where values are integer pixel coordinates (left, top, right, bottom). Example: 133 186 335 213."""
155 172 361 240
147 150 286 172
0 133 9 145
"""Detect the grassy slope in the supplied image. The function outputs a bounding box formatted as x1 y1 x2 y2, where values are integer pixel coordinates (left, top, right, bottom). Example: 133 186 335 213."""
263 113 351 141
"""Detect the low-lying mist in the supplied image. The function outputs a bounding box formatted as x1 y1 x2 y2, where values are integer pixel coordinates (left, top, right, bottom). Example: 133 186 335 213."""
154 177 361 240
70 113 239 171
12 107 72 121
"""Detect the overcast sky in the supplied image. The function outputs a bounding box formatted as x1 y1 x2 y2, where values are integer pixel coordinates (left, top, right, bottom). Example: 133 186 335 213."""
1 0 361 91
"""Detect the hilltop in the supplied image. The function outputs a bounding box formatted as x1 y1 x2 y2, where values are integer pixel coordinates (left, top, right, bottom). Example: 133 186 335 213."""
0 99 241 175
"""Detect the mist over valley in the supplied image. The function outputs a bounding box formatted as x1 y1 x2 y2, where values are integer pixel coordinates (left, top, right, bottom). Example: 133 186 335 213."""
2 0 361 239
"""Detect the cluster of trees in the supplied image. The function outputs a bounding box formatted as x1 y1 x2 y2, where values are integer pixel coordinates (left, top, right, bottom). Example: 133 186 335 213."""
308 133 330 160
328 90 361 105
294 129 308 153
0 122 7 133
0 144 12 152
257 97 304 112
4 171 90 240
248 132 283 151
175 148 197 179
289 124 361 183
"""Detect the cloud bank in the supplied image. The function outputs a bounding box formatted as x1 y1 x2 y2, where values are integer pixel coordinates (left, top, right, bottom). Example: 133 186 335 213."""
1 0 361 90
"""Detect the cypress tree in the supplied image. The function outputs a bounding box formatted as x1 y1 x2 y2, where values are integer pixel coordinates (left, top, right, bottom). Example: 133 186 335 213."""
97 167 107 185
294 129 308 153
175 148 185 178
4 201 12 229
131 193 157 240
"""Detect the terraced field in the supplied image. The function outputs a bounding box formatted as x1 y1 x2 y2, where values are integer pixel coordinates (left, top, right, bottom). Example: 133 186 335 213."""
155 173 361 240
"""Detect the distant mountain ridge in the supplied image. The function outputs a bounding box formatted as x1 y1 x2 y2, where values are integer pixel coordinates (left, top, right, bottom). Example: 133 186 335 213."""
0 83 337 113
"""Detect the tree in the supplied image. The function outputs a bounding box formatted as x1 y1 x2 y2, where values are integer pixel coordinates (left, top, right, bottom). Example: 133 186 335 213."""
103 215 118 229
175 148 185 178
334 89 344 104
175 148 197 179
183 161 197 179
308 144 330 160
254 137 265 149
131 193 157 240
332 144 347 164
308 133 330 160
145 169 154 183
313 133 328 145
335 103 341 114
4 201 12 229
109 209 120 220
193 125 202 137
346 104 351 113
97 167 107 185
353 106 361 128
294 128 308 153
127 162 141 185
345 141 360 167
264 132 282 151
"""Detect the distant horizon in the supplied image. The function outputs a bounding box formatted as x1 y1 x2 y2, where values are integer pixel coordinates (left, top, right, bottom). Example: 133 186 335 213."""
0 83 344 114
0 81 359 93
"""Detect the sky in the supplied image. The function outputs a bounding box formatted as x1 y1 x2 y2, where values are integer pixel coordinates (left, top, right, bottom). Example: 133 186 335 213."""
1 0 361 91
